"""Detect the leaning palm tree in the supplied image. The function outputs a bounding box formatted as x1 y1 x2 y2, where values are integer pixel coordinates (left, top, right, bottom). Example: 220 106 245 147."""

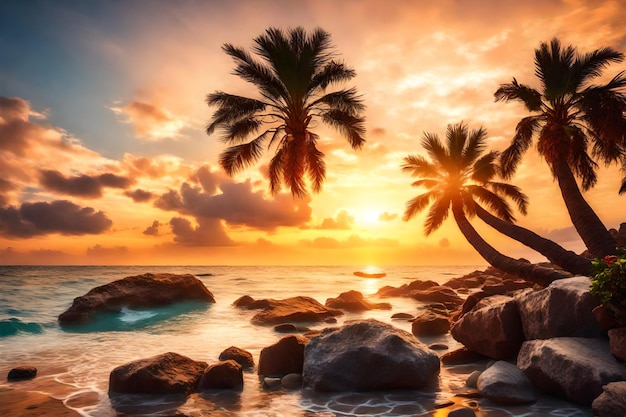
495 38 626 257
403 122 571 286
206 26 366 198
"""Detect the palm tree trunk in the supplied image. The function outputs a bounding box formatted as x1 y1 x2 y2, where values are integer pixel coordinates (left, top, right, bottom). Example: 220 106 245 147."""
475 205 592 276
452 205 570 286
552 158 617 257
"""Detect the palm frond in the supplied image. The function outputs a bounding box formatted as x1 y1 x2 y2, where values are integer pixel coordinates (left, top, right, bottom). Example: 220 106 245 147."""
500 116 540 177
534 38 577 100
403 192 433 221
424 195 451 235
471 151 498 183
206 93 268 135
568 126 598 190
282 139 307 198
268 147 285 195
309 61 356 91
468 186 515 222
308 87 364 114
462 125 488 166
305 134 326 193
221 117 264 144
446 122 469 159
219 132 270 176
488 182 529 215
620 175 626 194
321 109 366 149
494 78 543 111
410 178 441 189
421 133 449 168
401 155 441 178
572 47 624 89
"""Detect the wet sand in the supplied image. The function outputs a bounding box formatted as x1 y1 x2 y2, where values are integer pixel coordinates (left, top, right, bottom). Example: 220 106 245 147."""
0 388 81 417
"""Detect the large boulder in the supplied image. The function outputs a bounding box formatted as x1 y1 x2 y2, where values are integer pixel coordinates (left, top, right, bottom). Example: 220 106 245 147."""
592 381 626 417
59 273 215 325
197 360 243 390
477 361 537 405
451 295 525 359
325 290 391 312
258 335 307 377
517 337 626 405
108 352 207 394
245 296 343 325
514 276 602 340
302 319 440 392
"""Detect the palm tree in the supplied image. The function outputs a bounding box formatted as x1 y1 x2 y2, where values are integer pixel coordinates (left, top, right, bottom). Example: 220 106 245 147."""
403 122 571 286
206 26 366 198
495 38 626 257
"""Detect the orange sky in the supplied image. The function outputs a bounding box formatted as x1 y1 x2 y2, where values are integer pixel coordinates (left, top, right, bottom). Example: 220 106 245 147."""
0 0 625 265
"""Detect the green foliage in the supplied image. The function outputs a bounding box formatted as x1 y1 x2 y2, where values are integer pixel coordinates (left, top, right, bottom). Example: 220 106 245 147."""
591 248 626 325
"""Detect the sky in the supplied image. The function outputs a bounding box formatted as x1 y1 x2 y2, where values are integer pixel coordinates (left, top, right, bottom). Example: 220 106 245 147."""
0 0 625 266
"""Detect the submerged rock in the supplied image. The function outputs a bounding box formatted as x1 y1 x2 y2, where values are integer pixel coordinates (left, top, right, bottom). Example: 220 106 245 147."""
325 290 391 312
247 296 343 325
109 352 207 395
59 273 215 325
302 319 440 392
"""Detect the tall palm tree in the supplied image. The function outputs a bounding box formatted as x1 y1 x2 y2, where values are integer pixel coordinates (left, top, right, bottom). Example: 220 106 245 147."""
403 122 571 286
495 38 626 257
206 26 366 198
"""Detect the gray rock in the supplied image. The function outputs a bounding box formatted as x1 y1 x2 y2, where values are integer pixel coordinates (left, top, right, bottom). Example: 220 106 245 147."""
302 319 440 392
517 337 626 405
592 381 626 417
466 370 481 389
281 373 302 389
263 377 282 389
514 276 602 340
450 295 524 359
477 361 536 405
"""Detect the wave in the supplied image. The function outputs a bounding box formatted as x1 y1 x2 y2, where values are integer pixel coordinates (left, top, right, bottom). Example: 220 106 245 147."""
0 318 44 337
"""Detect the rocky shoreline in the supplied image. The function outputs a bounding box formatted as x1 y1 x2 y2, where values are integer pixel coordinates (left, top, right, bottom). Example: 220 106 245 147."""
6 267 626 416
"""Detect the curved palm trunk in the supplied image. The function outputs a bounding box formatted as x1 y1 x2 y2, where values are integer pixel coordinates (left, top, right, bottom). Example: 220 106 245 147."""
475 205 592 276
452 205 570 286
552 159 617 257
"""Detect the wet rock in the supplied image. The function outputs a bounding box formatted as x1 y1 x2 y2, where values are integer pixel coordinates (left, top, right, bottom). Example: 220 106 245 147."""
448 407 476 417
109 352 207 394
303 319 440 391
608 327 626 360
451 295 525 359
7 366 37 381
441 347 487 365
409 286 463 309
258 335 307 377
514 276 602 340
428 343 449 351
281 373 302 389
197 360 243 390
249 296 343 324
232 295 255 307
443 271 488 289
466 370 481 388
477 361 536 405
376 280 438 298
274 323 298 333
411 311 450 336
218 346 254 369
59 273 215 325
517 337 626 405
325 290 391 312
263 377 282 389
391 312 414 320
482 279 533 295
592 381 626 417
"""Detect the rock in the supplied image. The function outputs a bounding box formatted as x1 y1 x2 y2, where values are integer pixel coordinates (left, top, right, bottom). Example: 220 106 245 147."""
197 360 243 390
391 312 414 320
411 311 450 336
7 366 37 381
376 280 439 298
443 271 488 289
448 407 477 417
441 347 486 365
608 327 626 360
409 286 464 309
281 373 302 389
59 273 215 325
517 337 626 405
466 370 481 388
302 319 440 391
451 296 525 359
249 296 343 325
428 343 449 351
593 305 620 331
258 335 307 377
407 280 440 291
476 361 536 405
108 352 207 394
454 291 492 320
325 290 391 312
482 279 533 295
592 381 626 417
263 377 282 389
218 346 254 369
514 276 602 340
232 295 255 307
274 323 298 333
424 303 449 314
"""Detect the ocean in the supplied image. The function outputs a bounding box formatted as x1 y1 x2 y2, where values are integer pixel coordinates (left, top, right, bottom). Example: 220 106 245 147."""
0 265 591 416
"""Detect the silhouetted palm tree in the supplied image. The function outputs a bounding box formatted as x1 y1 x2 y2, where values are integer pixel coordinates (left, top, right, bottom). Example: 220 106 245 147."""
495 38 626 257
403 122 571 285
206 27 366 198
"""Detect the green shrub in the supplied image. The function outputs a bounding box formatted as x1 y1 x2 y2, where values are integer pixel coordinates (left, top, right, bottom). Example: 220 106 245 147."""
591 248 626 326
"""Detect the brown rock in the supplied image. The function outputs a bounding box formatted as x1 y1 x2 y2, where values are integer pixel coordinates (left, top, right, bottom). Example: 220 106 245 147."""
444 271 488 289
440 347 486 365
593 305 620 331
109 352 207 394
218 346 254 369
7 366 37 381
59 273 215 325
482 279 534 295
391 312 415 320
592 381 626 417
197 360 243 390
608 327 626 361
409 286 463 309
250 296 343 324
407 280 440 291
232 295 255 307
411 311 450 336
258 335 307 377
274 323 298 333
325 290 391 312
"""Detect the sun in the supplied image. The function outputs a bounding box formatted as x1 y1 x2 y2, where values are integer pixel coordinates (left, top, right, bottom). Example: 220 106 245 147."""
357 209 381 225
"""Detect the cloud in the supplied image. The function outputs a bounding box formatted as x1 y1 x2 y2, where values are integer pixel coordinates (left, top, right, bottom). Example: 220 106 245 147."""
110 100 189 141
378 211 398 222
0 97 47 156
314 209 354 230
39 169 134 198
169 217 235 247
125 188 154 203
86 244 129 257
0 200 112 238
143 220 161 236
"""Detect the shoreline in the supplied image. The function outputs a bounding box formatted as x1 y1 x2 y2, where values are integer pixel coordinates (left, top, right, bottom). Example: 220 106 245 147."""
0 388 82 417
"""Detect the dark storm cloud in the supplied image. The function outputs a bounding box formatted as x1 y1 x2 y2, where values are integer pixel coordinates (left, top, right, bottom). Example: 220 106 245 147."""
39 170 134 198
0 200 112 238
125 189 154 203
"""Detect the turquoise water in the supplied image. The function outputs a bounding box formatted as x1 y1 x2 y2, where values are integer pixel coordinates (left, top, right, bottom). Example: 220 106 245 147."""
0 265 592 416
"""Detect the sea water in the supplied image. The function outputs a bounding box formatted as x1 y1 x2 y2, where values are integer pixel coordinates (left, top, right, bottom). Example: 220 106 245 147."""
0 265 592 416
